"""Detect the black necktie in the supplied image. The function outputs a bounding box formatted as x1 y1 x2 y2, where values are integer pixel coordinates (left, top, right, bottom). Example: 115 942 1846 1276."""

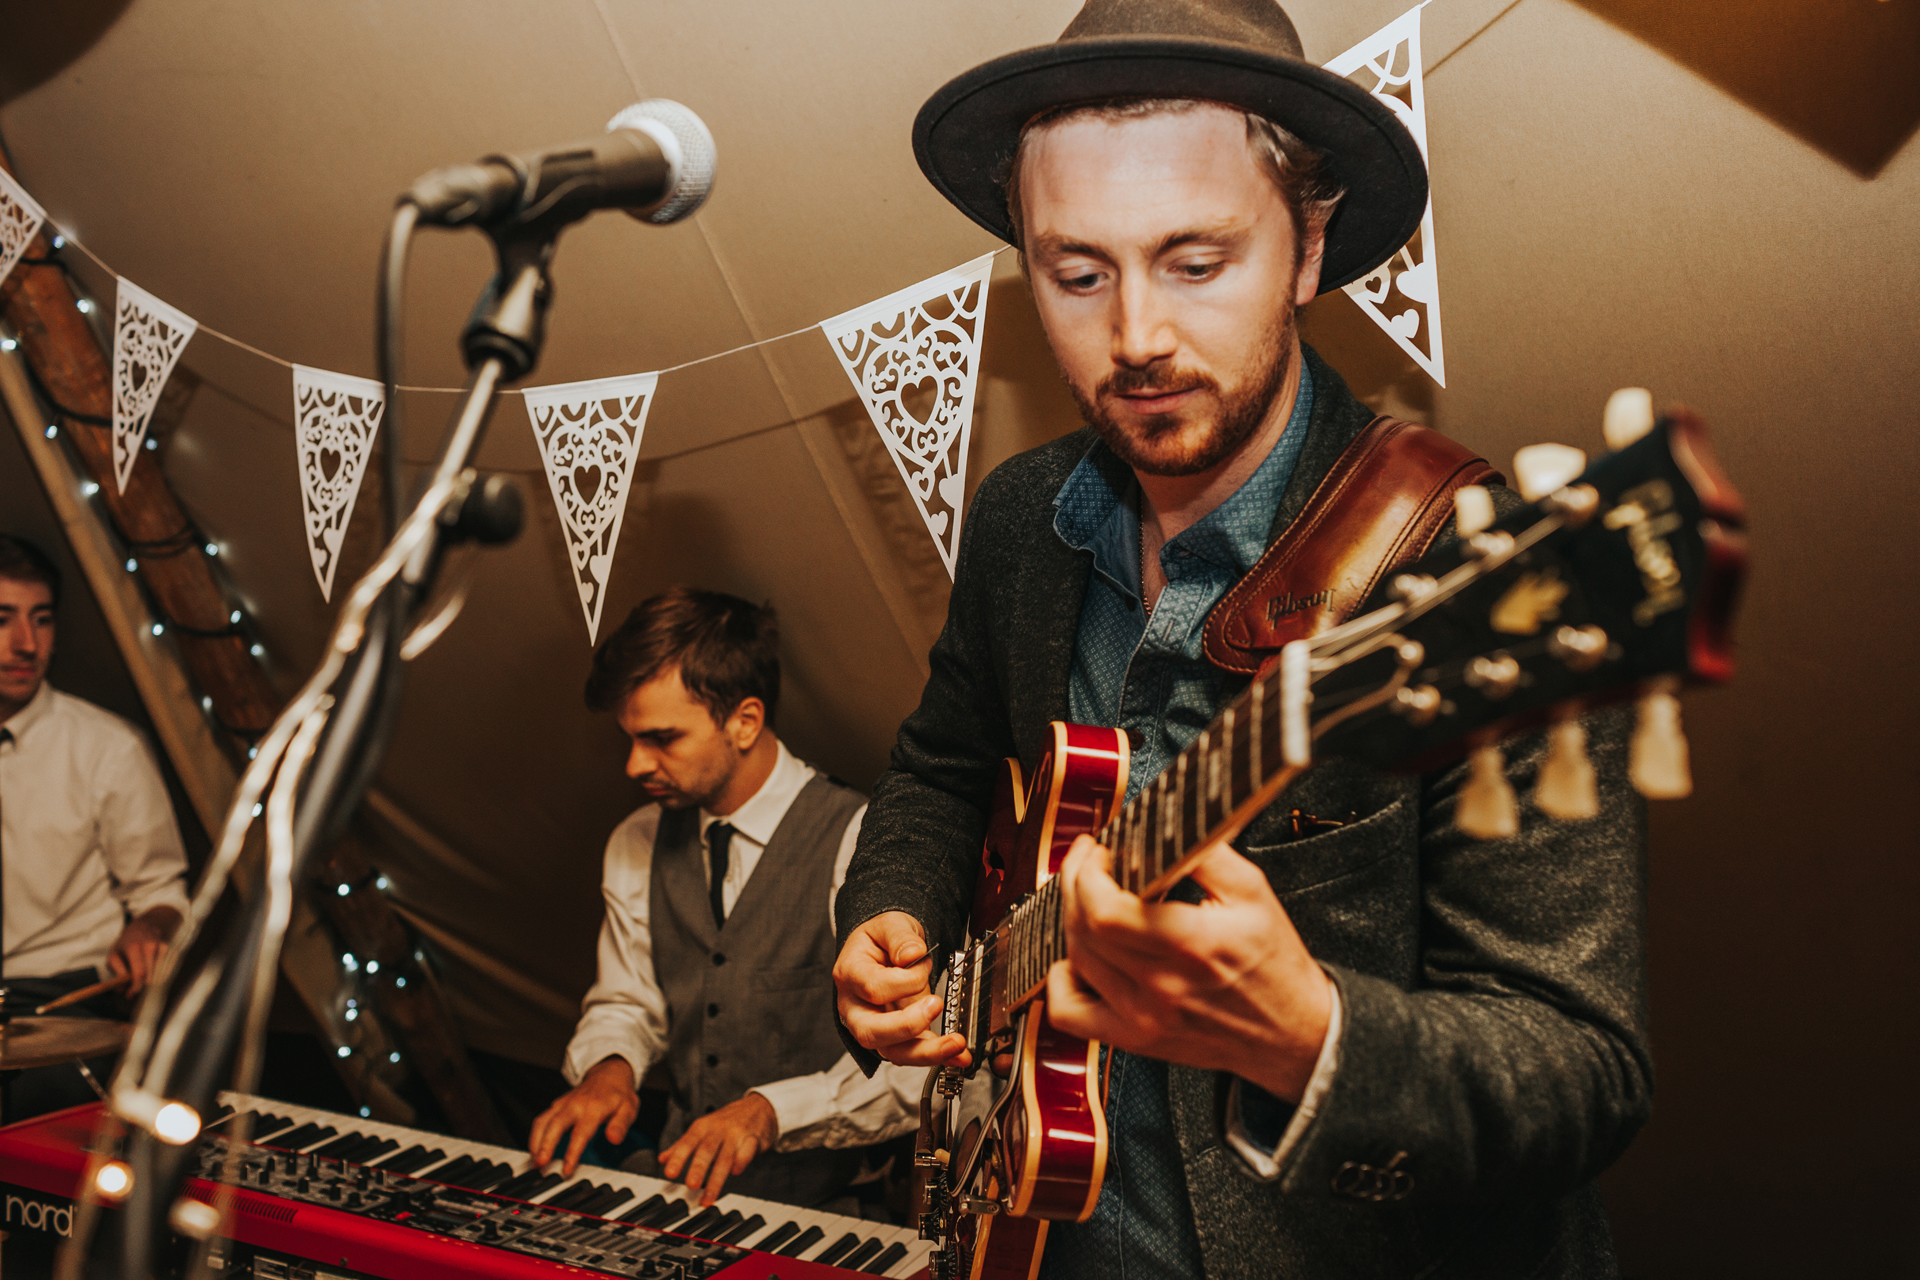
706 821 733 930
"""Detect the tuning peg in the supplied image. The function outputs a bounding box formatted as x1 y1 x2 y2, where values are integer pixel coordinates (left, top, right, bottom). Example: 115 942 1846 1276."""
1603 387 1655 450
1454 484 1495 537
1457 743 1519 838
1512 444 1588 502
1630 677 1692 799
1534 715 1599 819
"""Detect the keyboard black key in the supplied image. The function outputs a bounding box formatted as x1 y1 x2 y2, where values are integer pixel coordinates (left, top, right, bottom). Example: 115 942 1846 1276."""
707 1210 744 1240
717 1213 764 1244
777 1225 824 1257
577 1186 635 1217
427 1155 477 1185
865 1241 909 1275
544 1180 596 1210
678 1206 723 1238
842 1238 885 1271
753 1222 800 1252
268 1123 336 1151
377 1145 441 1174
467 1161 515 1192
815 1233 861 1266
642 1199 690 1228
489 1168 544 1199
616 1194 665 1224
346 1136 400 1165
308 1132 364 1159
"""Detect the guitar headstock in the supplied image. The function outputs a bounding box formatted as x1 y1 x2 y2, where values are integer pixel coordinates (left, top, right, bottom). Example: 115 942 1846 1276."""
1307 392 1747 832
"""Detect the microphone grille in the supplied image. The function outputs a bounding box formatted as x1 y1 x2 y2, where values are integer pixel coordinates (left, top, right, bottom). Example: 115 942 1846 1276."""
607 99 716 224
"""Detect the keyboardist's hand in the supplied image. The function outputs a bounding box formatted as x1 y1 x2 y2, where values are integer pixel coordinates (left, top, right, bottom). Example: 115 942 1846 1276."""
530 1057 640 1178
659 1092 778 1206
832 911 969 1069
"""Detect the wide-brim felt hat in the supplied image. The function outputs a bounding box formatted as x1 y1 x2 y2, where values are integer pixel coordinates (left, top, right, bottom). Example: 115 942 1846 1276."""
913 0 1427 294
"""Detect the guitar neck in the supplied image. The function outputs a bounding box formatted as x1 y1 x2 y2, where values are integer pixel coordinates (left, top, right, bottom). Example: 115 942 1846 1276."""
996 664 1304 1017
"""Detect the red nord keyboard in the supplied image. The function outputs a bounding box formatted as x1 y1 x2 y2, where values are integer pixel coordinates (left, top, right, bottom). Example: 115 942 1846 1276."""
0 1093 932 1279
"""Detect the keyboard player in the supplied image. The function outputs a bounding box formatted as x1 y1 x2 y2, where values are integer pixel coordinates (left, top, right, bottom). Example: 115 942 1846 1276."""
531 588 924 1210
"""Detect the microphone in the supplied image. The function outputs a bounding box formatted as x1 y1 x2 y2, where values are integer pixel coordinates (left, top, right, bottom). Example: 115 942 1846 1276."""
405 99 716 231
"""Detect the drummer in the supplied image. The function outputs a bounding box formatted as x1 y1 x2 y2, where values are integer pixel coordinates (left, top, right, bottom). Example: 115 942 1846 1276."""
0 535 190 1116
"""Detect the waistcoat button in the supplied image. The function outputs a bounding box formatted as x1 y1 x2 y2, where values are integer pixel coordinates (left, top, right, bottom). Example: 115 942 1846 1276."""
712 952 726 966
706 1053 719 1067
708 1003 720 1017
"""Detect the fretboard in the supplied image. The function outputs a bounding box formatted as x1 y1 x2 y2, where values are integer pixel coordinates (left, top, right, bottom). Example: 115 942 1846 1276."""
996 663 1290 1013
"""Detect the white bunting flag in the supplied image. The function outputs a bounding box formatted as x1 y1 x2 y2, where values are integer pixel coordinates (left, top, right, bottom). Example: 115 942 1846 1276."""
111 278 198 492
820 253 993 578
292 366 385 601
0 168 47 290
524 372 659 643
1325 2 1445 387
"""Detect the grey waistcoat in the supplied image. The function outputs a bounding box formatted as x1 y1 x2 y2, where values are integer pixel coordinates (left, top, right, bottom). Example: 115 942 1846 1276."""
650 772 867 1207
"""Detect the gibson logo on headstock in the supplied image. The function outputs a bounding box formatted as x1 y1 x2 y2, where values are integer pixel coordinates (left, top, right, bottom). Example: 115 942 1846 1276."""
1603 479 1686 625
1265 589 1333 625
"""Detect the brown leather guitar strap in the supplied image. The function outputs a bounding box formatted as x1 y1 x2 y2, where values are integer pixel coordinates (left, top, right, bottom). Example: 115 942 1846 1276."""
1202 416 1504 676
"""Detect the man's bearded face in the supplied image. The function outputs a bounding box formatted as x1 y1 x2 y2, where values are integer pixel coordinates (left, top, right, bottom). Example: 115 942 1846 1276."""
1018 104 1322 478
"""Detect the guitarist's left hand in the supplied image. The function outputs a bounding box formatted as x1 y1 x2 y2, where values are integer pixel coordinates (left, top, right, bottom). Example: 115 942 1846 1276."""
1046 834 1333 1103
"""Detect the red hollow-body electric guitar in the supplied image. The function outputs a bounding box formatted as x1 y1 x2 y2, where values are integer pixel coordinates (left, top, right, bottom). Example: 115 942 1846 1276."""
909 408 1748 1280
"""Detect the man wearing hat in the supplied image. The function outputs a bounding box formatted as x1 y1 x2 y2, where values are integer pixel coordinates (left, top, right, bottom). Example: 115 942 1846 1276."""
833 2 1650 1277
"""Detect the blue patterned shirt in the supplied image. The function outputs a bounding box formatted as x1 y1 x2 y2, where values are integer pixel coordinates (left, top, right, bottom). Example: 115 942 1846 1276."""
1040 364 1313 1278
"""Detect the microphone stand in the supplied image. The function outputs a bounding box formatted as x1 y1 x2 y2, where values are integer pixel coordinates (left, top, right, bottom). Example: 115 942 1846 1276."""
59 213 566 1280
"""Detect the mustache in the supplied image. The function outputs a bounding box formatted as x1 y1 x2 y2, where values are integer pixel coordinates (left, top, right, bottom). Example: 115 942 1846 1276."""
1098 365 1217 400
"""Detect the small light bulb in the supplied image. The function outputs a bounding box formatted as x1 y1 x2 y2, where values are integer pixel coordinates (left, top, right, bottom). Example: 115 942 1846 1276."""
145 437 158 451
376 876 389 891
336 883 350 897
247 745 258 759
251 803 263 817
342 953 358 971
77 298 94 314
359 1107 371 1118
82 481 99 496
394 977 407 989
126 558 138 572
1 337 16 351
150 623 164 637
50 234 65 249
45 424 57 438
229 609 241 623
94 1159 135 1202
200 696 211 711
365 960 380 974
250 643 264 657
345 1007 358 1022
389 1052 401 1064
154 1102 202 1145
206 542 219 556
337 1046 351 1059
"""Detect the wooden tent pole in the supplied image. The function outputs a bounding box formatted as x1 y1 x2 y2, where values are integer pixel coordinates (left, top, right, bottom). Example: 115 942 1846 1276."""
0 167 509 1143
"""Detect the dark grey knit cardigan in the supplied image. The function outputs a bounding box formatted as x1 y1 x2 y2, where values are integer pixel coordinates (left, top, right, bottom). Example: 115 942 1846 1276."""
837 347 1652 1279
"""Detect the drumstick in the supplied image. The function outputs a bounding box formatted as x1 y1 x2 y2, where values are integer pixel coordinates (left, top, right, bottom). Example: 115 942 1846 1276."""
34 973 131 1015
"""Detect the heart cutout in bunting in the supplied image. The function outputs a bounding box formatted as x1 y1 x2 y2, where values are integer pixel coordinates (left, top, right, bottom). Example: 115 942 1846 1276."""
1325 2 1446 388
820 253 994 578
291 365 386 601
523 371 659 643
0 168 45 291
111 279 198 492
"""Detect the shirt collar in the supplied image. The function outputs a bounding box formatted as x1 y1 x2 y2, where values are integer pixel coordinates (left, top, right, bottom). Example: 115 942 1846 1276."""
0 680 56 745
700 737 807 847
1051 357 1316 598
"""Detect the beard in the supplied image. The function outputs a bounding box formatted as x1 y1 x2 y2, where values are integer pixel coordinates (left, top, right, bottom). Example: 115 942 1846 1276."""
1066 303 1296 478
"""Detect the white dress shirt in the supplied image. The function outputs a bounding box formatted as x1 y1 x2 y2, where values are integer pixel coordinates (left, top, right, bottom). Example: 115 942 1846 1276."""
0 683 191 977
563 739 925 1149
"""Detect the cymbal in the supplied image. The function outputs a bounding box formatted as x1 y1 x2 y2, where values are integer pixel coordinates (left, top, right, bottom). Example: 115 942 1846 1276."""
0 1017 129 1070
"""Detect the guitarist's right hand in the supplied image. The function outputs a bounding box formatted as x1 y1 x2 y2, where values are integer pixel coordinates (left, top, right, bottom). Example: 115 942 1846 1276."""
833 911 971 1068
